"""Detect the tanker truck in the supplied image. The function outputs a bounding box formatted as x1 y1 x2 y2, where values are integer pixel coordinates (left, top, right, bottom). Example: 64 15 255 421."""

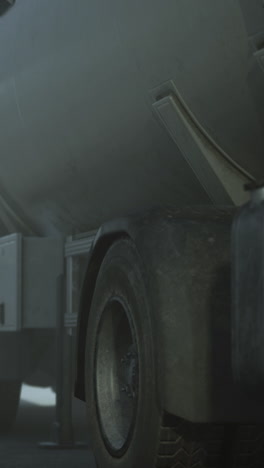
1 0 264 466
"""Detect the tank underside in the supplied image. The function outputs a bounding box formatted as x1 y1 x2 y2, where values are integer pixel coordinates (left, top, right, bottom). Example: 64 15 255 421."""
0 0 263 235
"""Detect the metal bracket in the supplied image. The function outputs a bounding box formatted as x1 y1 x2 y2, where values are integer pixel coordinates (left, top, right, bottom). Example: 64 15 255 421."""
39 230 96 450
152 81 253 206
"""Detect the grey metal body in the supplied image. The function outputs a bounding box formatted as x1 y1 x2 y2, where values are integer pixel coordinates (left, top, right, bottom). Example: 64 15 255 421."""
0 0 264 420
0 1 263 236
232 186 264 391
0 234 64 389
0 235 64 331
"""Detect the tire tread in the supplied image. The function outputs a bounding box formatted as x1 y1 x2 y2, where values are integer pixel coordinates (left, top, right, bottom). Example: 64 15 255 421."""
156 418 224 468
156 419 264 468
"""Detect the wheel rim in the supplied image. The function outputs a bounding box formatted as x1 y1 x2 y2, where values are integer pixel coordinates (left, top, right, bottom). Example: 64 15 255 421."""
94 297 139 456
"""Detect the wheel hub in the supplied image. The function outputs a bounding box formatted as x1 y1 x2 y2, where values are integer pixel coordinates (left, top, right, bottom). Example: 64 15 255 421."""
94 298 139 456
121 347 138 400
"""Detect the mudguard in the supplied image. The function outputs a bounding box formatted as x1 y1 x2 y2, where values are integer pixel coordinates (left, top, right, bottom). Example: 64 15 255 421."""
75 207 264 423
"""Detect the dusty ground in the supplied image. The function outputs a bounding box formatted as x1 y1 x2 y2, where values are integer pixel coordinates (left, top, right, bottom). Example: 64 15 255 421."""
0 389 96 468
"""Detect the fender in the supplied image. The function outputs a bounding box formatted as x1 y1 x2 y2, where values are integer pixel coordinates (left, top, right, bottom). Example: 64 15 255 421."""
75 206 264 423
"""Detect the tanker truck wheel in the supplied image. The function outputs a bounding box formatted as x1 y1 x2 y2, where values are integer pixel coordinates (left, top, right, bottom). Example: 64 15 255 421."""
84 238 226 468
0 381 21 433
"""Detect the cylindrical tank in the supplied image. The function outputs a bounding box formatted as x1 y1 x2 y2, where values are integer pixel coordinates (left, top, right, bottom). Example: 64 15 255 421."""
0 0 263 235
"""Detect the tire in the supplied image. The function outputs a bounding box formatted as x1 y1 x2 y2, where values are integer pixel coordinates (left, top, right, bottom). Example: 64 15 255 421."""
227 425 264 468
0 381 21 433
84 238 264 468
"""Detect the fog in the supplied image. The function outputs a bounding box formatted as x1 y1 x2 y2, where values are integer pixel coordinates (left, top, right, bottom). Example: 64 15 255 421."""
0 384 95 468
20 385 56 407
